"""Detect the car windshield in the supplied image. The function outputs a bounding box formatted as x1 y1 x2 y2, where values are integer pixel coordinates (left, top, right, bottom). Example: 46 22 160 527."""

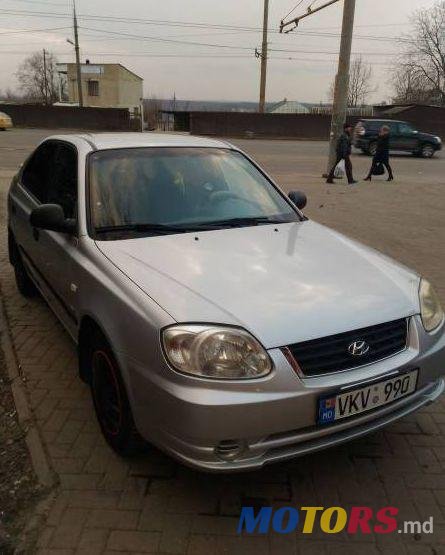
89 147 300 236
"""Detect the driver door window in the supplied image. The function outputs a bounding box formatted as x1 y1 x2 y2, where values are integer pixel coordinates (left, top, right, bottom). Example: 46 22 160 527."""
21 141 58 203
397 123 418 150
48 143 78 219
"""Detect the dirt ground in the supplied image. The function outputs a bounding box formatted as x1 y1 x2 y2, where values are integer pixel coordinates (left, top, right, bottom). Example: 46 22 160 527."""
0 339 42 553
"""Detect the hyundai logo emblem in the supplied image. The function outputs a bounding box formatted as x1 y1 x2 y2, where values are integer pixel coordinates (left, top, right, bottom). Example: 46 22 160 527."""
348 340 370 357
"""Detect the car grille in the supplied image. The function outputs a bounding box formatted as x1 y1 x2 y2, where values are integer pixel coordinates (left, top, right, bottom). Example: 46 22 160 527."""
286 319 408 377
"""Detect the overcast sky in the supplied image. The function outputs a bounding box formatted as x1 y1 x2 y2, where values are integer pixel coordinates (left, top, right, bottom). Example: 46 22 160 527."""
0 0 438 103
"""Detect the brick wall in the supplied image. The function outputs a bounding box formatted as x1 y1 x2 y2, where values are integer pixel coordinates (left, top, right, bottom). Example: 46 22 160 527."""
188 109 445 140
0 104 132 130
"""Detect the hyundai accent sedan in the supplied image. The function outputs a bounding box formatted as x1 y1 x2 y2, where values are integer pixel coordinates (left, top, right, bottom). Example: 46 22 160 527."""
7 133 445 471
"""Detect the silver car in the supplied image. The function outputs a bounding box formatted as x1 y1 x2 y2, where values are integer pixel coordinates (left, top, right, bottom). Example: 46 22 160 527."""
7 133 445 471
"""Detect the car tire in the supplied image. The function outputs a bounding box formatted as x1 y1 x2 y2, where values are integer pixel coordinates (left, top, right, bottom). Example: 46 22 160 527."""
89 330 148 456
12 244 38 298
367 141 377 157
421 143 435 158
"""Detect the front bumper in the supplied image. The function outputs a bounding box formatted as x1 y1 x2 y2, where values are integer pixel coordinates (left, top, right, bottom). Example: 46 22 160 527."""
127 316 445 472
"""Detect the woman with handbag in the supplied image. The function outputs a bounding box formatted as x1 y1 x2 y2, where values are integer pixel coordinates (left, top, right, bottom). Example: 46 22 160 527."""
364 125 394 181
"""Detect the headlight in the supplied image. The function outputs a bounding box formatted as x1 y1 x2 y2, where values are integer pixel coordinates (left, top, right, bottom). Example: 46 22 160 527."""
435 136 442 143
419 279 444 332
162 325 272 379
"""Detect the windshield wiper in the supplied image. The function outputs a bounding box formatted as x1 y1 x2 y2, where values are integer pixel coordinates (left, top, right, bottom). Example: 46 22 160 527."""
95 223 193 235
95 217 296 236
192 216 293 229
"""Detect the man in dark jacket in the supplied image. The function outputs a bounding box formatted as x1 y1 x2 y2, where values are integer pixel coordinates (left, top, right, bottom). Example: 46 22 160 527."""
326 123 357 184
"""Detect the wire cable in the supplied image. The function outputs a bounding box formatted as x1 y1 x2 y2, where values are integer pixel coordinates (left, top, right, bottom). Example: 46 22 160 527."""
282 0 306 22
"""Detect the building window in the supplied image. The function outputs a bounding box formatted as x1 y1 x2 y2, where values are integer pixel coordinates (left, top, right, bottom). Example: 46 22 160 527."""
88 80 99 96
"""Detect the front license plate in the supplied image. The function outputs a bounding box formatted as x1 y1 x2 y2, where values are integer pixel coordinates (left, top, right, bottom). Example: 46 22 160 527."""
318 370 419 426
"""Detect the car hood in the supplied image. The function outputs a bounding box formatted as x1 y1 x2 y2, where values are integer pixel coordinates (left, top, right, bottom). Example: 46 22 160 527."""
96 221 420 348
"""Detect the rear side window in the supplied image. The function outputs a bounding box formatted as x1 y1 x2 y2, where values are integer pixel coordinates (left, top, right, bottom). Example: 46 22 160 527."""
21 142 58 203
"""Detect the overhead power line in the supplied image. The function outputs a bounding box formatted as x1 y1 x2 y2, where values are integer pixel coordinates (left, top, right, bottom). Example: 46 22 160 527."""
0 25 70 35
0 48 393 65
0 0 67 5
282 0 306 22
0 7 412 43
79 26 258 51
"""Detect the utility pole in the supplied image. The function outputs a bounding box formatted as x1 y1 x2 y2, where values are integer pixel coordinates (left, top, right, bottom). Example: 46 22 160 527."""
42 48 48 105
279 0 356 174
73 0 83 107
326 0 356 174
258 0 269 113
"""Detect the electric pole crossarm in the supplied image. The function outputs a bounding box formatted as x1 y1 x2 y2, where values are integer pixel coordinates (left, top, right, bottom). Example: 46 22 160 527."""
280 0 340 32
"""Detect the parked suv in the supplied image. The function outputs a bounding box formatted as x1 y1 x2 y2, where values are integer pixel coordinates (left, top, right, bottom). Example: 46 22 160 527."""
354 119 442 158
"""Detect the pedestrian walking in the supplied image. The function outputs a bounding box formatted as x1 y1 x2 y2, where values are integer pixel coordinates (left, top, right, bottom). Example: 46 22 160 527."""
326 123 357 185
364 125 394 181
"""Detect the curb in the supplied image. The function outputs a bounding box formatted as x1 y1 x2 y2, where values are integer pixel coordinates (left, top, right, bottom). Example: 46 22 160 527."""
0 299 57 489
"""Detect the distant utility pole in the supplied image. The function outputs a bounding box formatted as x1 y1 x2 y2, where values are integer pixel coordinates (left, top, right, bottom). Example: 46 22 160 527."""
42 48 48 105
279 0 356 174
258 0 269 113
73 0 83 107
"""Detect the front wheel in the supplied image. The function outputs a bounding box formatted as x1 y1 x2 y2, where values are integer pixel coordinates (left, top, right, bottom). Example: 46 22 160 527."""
421 143 435 158
89 332 148 456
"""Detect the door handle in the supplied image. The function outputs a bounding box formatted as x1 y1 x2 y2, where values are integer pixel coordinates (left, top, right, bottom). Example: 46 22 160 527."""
32 228 40 241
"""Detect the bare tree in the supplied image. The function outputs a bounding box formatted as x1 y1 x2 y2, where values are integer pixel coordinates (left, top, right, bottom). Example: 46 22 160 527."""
348 57 376 107
395 1 445 105
16 51 59 104
328 56 375 106
392 64 436 104
0 88 24 102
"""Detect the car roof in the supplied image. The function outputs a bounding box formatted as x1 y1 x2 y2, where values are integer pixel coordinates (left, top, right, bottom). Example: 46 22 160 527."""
46 132 234 151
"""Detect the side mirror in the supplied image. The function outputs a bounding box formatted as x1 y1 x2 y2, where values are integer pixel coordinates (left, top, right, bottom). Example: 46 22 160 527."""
30 204 76 234
288 191 307 210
